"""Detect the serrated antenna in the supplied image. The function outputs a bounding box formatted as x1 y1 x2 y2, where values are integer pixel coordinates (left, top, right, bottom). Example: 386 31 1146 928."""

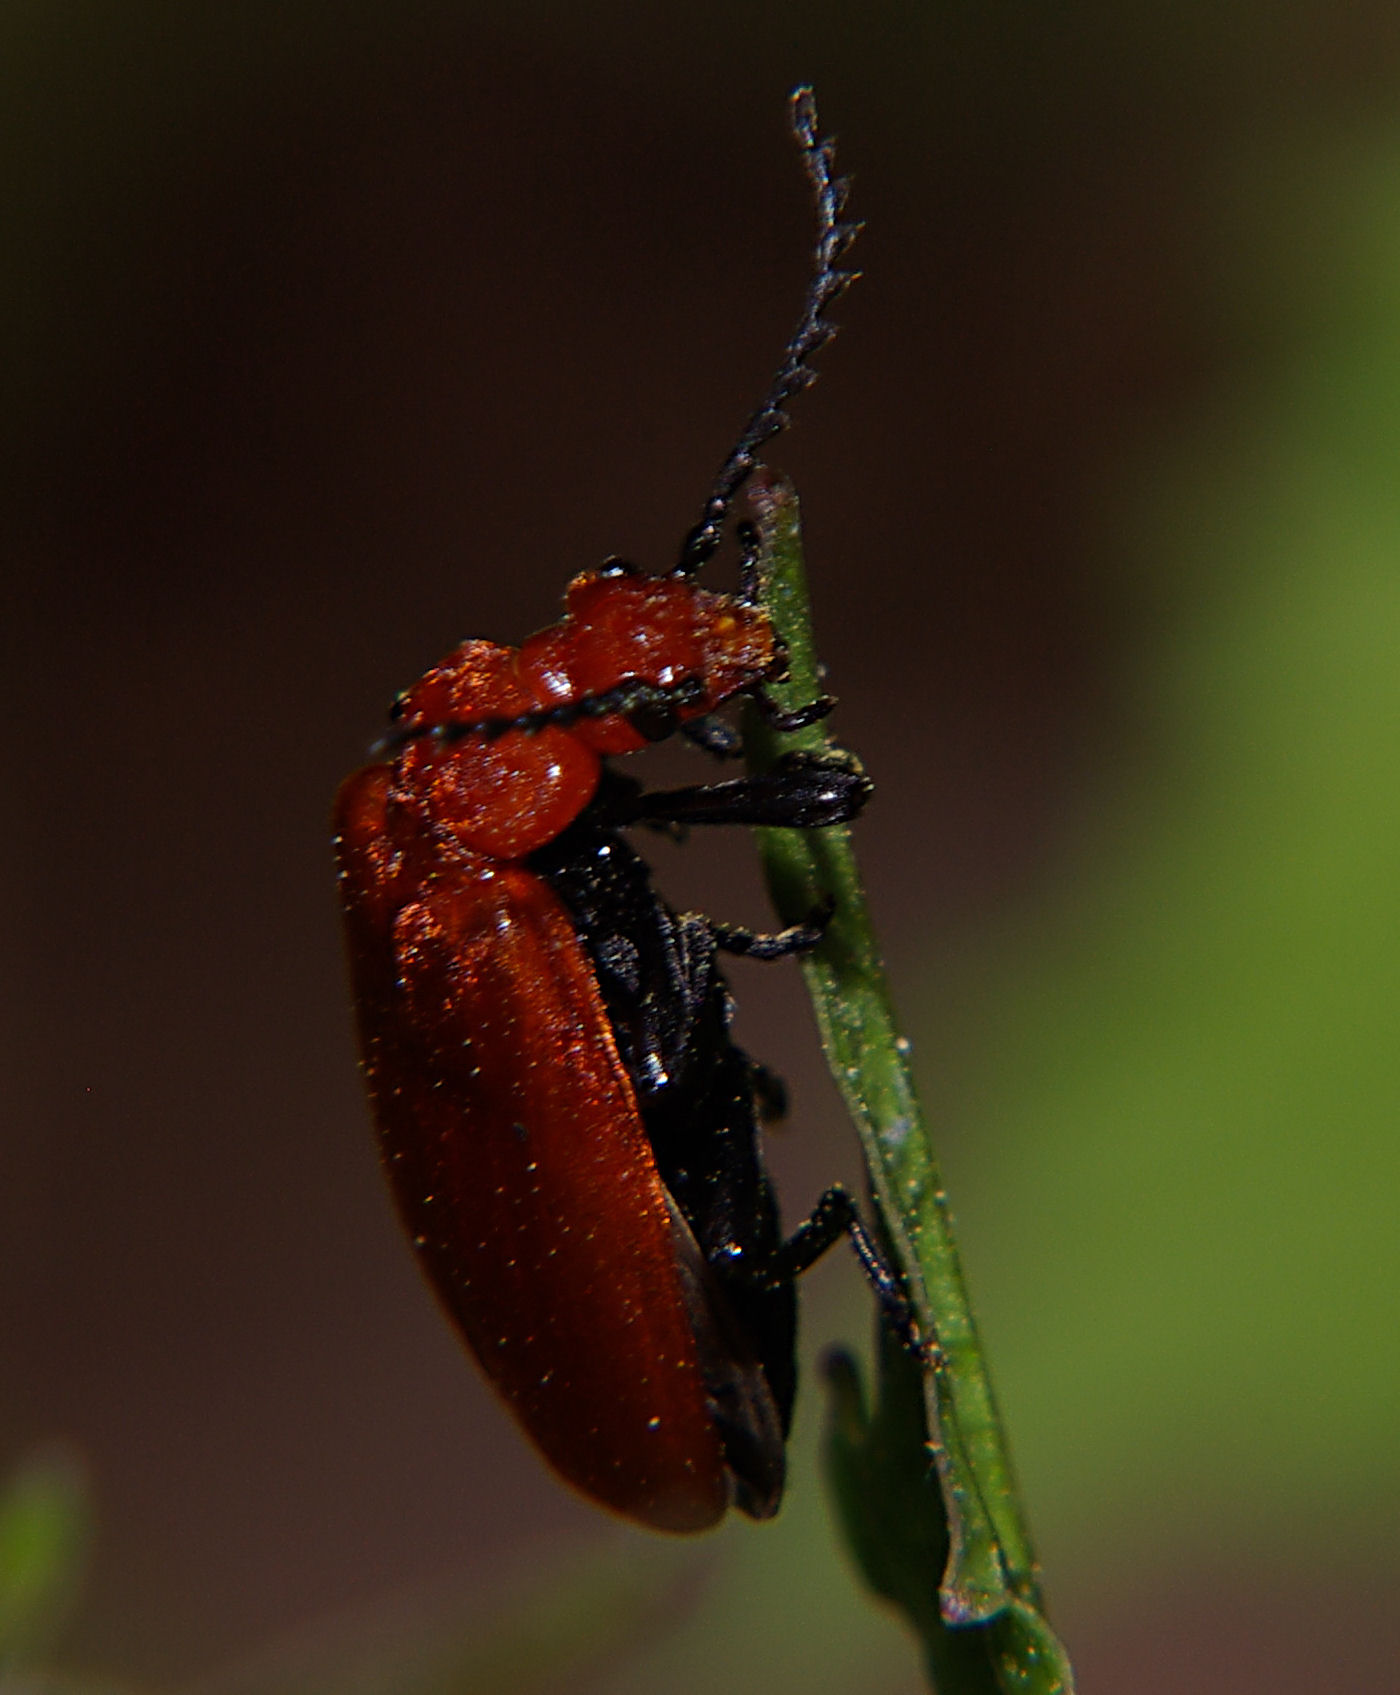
675 86 860 577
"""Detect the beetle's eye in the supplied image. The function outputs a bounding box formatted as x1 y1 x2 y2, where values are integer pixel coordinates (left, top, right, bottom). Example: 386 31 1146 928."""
598 556 644 578
388 695 407 721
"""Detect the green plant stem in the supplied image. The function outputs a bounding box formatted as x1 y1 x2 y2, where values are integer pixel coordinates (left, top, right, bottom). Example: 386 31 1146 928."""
740 472 1076 1695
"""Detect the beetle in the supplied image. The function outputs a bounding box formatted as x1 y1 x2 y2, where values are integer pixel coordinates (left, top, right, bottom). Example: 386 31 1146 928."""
335 89 908 1532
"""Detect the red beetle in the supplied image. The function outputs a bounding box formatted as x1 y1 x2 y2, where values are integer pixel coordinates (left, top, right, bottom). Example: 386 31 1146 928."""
336 90 901 1531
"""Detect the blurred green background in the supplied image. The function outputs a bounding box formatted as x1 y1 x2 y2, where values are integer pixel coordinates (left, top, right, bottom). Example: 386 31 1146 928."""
4 4 1399 1691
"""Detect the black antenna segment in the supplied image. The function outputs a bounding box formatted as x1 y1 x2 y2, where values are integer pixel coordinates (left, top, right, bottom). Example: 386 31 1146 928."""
675 87 859 578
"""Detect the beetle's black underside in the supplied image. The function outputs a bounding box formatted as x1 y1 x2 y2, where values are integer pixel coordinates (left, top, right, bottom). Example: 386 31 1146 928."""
530 755 871 1517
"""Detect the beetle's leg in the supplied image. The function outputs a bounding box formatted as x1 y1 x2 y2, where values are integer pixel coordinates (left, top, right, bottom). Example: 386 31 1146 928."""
616 752 871 831
748 686 837 733
770 1186 926 1357
711 896 835 961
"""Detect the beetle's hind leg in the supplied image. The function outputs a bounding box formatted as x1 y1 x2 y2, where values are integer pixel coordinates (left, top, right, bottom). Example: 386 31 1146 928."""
770 1185 928 1359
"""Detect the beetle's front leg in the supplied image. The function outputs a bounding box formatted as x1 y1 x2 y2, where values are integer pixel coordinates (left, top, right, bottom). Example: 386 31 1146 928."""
615 751 872 831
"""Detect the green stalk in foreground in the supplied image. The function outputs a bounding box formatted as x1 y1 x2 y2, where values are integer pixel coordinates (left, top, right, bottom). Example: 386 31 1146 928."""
741 472 1076 1695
